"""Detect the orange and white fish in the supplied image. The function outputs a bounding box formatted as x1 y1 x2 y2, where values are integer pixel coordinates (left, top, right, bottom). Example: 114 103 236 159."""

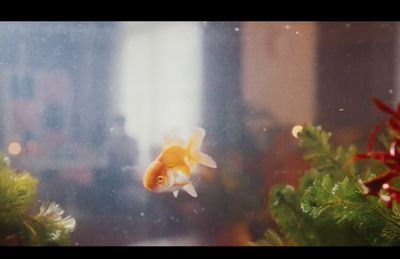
142 127 217 198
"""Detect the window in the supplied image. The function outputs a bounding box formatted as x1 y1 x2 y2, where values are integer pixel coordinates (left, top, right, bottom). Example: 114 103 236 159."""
116 22 202 169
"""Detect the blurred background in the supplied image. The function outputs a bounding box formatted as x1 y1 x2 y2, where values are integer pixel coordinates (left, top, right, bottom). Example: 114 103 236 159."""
0 21 398 245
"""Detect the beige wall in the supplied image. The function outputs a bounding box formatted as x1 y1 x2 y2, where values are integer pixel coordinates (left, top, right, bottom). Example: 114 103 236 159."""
241 22 317 127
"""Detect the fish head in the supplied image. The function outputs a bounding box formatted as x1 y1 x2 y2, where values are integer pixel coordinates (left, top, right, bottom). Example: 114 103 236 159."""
142 160 172 192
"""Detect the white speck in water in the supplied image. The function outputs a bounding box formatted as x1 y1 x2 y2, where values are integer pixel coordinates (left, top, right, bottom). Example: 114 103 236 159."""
140 212 145 217
201 207 205 211
295 31 300 35
128 216 133 221
263 128 267 132
193 209 198 215
170 216 175 220
338 108 344 112
389 89 394 94
153 219 161 224
284 25 291 30
109 127 114 132
345 23 351 28
234 27 240 32
75 242 79 246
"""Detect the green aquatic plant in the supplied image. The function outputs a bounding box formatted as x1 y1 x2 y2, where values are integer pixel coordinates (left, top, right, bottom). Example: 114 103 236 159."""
0 154 75 245
248 229 290 246
260 121 400 246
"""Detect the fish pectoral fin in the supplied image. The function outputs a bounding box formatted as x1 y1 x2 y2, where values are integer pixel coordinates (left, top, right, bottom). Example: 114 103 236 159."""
192 152 217 169
183 183 198 198
173 190 179 198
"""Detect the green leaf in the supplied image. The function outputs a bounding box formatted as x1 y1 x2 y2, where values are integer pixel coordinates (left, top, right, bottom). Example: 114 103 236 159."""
268 124 400 246
0 154 76 245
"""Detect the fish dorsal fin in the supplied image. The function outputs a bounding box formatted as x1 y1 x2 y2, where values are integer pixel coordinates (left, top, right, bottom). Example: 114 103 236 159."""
162 133 185 147
183 183 198 198
173 190 179 198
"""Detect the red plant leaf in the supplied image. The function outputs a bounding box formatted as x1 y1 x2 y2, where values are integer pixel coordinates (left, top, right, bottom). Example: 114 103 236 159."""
387 164 400 171
362 170 398 196
369 151 396 162
372 97 400 119
389 118 400 133
352 153 371 160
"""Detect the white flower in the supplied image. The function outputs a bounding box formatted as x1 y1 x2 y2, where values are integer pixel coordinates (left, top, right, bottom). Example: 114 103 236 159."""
37 202 76 232
3 156 10 166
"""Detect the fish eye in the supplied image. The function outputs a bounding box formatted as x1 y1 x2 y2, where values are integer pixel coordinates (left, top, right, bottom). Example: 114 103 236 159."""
157 175 164 184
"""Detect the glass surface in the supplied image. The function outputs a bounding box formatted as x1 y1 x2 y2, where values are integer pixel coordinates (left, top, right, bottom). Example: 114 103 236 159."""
0 21 397 245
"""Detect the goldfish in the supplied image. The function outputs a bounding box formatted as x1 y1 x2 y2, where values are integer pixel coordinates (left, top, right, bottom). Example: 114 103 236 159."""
142 127 217 198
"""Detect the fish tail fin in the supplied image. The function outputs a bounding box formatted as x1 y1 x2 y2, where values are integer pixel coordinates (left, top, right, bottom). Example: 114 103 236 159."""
186 127 206 153
186 127 217 169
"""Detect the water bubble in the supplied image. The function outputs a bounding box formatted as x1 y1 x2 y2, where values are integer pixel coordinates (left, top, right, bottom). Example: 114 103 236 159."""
389 89 394 94
140 212 145 217
295 31 300 35
284 25 291 30
345 24 351 28
193 209 198 215
338 108 344 112
234 27 240 32
109 127 114 132
263 128 267 132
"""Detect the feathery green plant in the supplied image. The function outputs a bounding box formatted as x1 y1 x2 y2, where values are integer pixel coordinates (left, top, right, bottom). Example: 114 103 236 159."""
0 154 75 245
258 124 400 245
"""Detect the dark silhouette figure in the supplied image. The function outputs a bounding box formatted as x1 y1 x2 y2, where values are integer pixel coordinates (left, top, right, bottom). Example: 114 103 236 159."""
96 115 139 213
